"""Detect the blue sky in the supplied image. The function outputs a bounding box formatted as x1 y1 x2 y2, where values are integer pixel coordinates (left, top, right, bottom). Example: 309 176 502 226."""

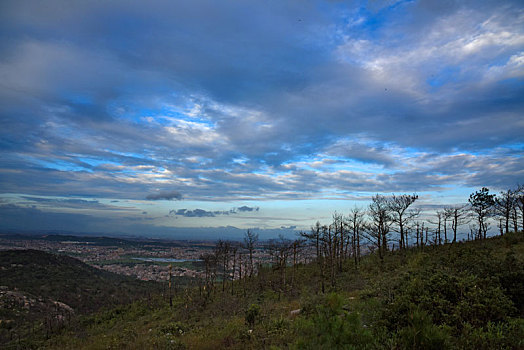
0 0 523 239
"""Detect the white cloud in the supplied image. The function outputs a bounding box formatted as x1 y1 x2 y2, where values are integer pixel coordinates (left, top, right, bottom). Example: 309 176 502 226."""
484 52 524 81
334 6 524 96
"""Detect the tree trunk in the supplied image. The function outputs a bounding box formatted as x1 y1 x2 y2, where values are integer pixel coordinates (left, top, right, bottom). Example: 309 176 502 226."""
231 250 236 295
444 218 448 243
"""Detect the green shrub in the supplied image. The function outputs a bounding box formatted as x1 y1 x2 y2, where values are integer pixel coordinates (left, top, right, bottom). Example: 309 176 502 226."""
293 293 376 349
245 304 261 329
158 322 187 336
378 268 516 332
396 307 450 350
452 280 515 327
458 318 524 350
268 316 290 336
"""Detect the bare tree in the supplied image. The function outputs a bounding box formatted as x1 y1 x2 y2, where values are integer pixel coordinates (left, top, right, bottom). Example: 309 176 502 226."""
444 204 469 243
511 206 519 233
331 212 346 271
516 184 524 232
495 189 516 235
214 240 231 292
318 224 328 293
432 210 444 245
243 229 258 278
237 251 243 294
388 194 419 250
266 235 293 299
442 209 451 243
299 222 326 292
498 217 504 235
299 221 322 263
318 223 337 287
200 252 217 298
348 206 365 267
230 246 237 295
291 238 305 287
368 194 392 260
414 221 426 248
468 223 478 241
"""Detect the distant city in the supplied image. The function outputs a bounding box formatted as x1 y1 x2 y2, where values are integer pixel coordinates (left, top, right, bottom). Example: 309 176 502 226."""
0 234 270 282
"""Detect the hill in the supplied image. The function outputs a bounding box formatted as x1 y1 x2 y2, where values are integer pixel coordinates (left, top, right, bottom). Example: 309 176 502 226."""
0 233 186 248
8 233 524 349
0 249 161 348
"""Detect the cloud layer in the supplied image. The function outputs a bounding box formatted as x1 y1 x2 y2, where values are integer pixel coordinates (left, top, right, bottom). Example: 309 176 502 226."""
0 0 522 235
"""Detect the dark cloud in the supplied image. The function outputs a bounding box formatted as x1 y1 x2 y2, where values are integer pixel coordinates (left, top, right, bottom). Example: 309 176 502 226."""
170 209 217 218
237 206 260 212
168 206 263 217
146 191 183 201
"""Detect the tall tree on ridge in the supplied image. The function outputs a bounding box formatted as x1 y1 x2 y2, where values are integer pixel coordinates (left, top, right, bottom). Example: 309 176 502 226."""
469 187 496 240
368 194 392 260
495 188 516 235
444 204 469 243
388 194 419 250
516 184 524 232
348 206 365 267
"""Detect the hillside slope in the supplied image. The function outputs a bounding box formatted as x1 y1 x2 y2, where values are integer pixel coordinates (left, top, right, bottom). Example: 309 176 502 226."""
0 249 161 348
14 234 524 349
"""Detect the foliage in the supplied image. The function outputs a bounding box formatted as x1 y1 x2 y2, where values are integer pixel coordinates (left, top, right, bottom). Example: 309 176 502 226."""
293 293 376 349
245 304 260 329
395 306 450 350
457 318 524 350
469 187 496 239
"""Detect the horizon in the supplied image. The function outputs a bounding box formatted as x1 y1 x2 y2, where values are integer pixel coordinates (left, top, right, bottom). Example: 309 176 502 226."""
1 0 523 239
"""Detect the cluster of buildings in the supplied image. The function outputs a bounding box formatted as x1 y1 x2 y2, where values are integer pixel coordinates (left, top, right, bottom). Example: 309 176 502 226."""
0 236 206 282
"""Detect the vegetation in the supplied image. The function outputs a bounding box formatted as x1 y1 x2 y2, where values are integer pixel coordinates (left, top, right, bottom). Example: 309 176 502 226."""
10 231 517 350
0 250 162 348
2 186 524 349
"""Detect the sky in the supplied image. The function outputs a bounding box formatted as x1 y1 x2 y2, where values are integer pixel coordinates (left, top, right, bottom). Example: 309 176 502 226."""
0 0 523 240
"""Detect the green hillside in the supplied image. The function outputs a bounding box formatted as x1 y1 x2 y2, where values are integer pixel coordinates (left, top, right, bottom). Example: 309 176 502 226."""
38 233 524 350
0 250 161 348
